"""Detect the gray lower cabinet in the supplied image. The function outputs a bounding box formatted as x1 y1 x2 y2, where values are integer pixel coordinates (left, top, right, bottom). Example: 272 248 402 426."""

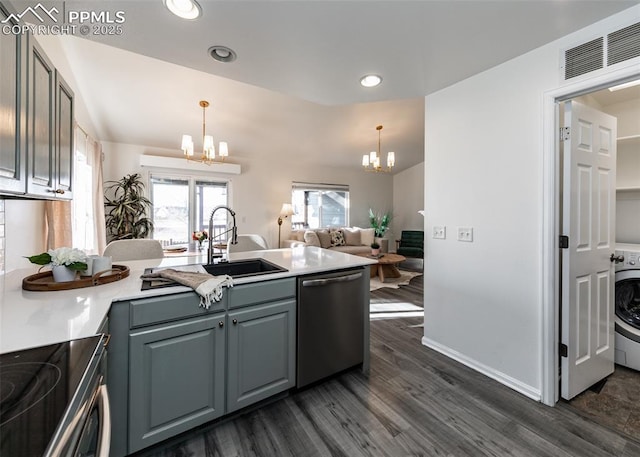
128 313 226 453
227 299 296 413
108 278 297 456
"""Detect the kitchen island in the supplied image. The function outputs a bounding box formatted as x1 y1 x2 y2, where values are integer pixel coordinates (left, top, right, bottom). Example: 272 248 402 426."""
0 246 375 354
0 246 375 456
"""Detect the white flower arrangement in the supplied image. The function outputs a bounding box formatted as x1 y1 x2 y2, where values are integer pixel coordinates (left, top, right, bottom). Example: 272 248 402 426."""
27 247 88 271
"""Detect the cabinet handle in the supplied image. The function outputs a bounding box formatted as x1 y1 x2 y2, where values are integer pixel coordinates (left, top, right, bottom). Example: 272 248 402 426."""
218 321 224 328
48 189 65 195
232 319 238 325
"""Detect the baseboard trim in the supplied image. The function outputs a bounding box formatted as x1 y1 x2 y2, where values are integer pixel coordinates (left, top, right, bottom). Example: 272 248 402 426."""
421 336 541 402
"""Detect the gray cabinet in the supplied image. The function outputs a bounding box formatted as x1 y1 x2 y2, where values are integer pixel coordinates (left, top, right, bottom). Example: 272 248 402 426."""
227 299 296 413
108 278 297 456
26 36 73 200
0 3 27 194
0 7 73 199
129 313 226 453
54 72 74 199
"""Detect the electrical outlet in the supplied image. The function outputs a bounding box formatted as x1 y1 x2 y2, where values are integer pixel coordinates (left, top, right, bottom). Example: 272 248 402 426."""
433 226 446 239
457 227 473 242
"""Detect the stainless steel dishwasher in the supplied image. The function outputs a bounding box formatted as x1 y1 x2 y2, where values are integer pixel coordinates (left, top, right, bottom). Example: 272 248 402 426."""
297 268 367 388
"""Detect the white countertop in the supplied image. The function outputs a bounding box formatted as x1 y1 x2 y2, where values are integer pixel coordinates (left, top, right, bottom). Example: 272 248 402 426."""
0 247 375 354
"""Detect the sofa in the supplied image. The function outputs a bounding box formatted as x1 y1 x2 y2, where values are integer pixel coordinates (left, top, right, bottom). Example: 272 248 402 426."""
282 227 375 255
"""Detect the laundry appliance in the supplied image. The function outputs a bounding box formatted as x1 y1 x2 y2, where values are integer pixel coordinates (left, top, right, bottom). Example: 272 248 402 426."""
614 243 640 371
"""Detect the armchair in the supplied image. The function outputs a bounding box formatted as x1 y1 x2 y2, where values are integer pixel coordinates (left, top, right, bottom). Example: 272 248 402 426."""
395 230 424 260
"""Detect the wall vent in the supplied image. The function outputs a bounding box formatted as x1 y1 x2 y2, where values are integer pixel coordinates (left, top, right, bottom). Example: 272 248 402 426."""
564 37 604 80
608 22 640 66
562 21 640 81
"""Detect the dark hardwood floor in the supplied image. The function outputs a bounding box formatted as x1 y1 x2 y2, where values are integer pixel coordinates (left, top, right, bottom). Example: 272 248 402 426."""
135 274 640 457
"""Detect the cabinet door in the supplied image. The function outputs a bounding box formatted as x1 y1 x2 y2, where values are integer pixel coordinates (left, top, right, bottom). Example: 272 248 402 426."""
129 314 226 453
0 4 26 194
54 71 73 200
26 36 55 198
227 299 296 413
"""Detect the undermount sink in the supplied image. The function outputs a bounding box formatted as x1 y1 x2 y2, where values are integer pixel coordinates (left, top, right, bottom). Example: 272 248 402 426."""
141 258 288 291
202 258 287 278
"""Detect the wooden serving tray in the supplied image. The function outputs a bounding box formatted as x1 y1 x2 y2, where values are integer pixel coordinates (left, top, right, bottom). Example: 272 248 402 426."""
22 265 130 291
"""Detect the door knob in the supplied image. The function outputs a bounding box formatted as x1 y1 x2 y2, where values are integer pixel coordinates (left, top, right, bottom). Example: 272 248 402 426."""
610 253 624 263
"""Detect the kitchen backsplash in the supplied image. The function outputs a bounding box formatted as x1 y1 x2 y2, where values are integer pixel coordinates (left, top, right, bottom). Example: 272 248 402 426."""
0 199 5 274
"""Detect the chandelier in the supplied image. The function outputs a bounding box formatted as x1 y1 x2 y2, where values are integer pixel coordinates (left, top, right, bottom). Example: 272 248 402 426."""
362 125 394 172
181 100 229 164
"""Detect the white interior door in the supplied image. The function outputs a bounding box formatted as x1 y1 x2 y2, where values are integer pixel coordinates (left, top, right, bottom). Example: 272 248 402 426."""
561 100 617 400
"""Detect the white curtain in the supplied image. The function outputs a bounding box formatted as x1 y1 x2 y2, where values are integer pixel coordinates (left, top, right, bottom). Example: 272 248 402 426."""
72 126 107 254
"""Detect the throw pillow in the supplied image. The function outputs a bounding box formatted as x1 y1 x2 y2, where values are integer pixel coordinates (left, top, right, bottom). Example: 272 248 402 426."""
303 230 321 247
342 228 361 246
296 230 306 242
316 230 332 249
359 228 375 246
330 229 346 246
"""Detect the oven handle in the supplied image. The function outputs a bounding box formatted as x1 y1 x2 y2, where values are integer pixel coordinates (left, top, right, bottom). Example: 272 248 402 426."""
96 385 111 457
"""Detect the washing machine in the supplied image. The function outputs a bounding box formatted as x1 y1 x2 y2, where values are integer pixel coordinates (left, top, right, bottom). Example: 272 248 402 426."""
615 243 640 371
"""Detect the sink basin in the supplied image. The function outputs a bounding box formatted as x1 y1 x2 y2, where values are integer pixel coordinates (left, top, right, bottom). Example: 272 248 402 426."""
203 258 287 278
141 258 288 291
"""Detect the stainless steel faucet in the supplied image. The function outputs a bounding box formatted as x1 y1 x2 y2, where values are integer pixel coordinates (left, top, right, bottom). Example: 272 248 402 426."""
207 206 238 264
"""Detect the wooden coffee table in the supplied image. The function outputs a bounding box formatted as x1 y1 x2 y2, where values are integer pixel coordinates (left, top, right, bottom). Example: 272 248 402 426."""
357 253 406 282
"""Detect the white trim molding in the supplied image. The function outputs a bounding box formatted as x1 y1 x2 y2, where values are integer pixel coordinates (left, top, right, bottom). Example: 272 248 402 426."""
422 336 542 401
140 154 241 175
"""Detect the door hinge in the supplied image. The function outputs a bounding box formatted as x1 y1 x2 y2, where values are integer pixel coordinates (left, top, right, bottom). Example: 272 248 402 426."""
560 127 570 141
559 343 568 358
559 235 569 249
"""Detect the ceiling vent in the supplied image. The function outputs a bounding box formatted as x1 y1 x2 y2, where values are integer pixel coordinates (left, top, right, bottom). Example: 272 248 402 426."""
564 37 604 80
608 22 640 66
562 21 640 81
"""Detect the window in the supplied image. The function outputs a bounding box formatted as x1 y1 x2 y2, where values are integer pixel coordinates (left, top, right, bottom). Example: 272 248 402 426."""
291 182 349 229
150 174 229 244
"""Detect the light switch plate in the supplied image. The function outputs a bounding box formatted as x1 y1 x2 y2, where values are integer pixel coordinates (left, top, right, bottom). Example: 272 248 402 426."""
457 227 473 242
433 226 446 239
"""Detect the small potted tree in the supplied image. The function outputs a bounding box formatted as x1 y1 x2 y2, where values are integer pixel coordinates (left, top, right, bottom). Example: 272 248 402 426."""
370 241 381 256
104 173 154 242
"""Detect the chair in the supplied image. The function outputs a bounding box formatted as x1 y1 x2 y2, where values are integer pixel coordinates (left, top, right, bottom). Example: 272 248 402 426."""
395 230 424 260
227 234 269 254
103 239 165 261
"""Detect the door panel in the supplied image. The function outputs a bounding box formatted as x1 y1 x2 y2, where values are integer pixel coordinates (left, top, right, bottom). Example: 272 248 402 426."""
561 100 617 400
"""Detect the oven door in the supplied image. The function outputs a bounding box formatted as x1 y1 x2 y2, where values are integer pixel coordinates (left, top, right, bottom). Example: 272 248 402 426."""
73 384 111 457
45 337 111 457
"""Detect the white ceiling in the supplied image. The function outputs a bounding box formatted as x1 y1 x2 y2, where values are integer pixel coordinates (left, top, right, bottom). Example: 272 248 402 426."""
47 1 638 173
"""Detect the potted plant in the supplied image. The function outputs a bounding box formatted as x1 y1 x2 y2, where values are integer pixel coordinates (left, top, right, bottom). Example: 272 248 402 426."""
26 247 88 282
192 230 208 250
104 173 154 242
370 241 381 256
369 208 392 238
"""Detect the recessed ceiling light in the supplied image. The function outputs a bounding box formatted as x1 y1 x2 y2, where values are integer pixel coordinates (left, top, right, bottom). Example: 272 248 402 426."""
208 46 237 63
360 74 382 88
164 0 201 20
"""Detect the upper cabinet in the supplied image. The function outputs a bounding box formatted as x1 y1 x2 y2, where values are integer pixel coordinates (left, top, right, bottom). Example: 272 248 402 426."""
0 3 27 194
0 4 74 200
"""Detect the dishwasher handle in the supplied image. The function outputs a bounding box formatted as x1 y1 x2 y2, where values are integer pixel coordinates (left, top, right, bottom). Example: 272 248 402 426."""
302 272 362 287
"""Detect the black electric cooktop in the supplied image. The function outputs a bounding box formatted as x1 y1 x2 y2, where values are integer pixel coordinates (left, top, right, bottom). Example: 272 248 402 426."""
0 335 102 457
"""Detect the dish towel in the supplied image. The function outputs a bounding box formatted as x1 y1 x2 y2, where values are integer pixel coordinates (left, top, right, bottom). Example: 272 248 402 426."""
140 269 234 309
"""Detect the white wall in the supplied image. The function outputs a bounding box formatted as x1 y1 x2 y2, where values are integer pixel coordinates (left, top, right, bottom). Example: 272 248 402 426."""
422 6 639 400
392 162 425 250
102 142 393 249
